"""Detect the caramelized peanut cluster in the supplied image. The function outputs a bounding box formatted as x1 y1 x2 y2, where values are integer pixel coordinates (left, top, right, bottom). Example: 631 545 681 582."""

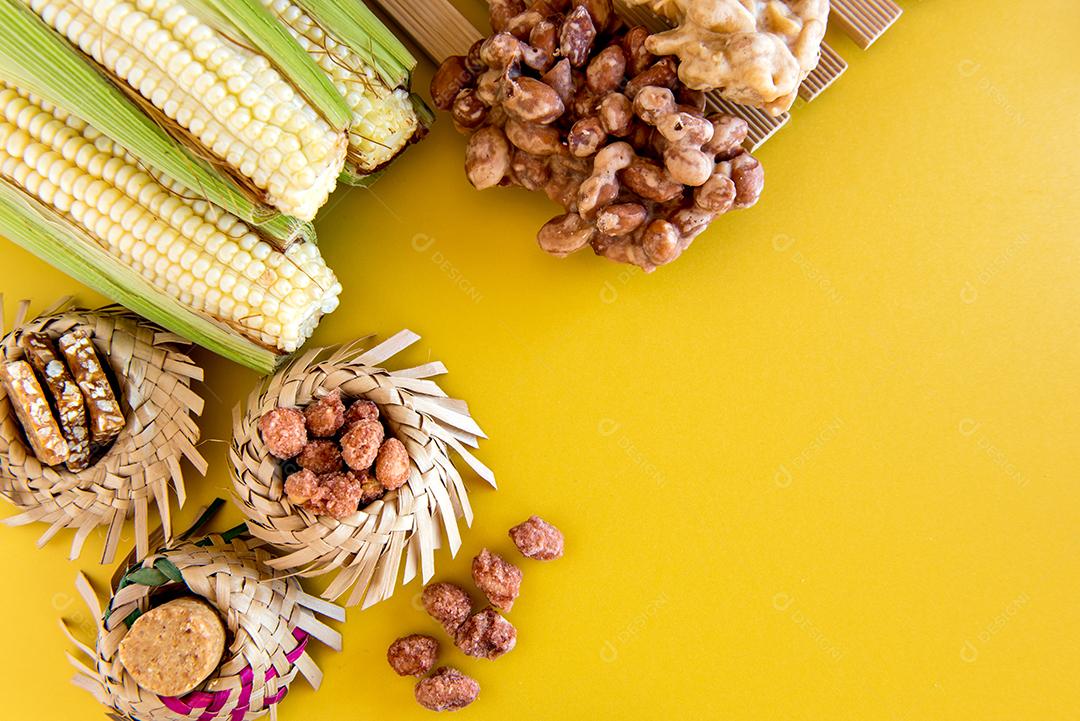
258 390 412 520
431 0 764 272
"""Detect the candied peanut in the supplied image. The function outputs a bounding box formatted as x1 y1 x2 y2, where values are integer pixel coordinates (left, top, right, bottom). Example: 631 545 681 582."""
258 407 306 459
387 634 439 677
599 92 633 136
480 32 522 69
455 608 517 660
507 10 545 39
284 468 318 506
438 4 766 273
452 89 489 130
671 205 716 245
577 142 634 218
471 549 522 612
586 46 627 94
505 118 562 156
596 202 648 236
560 5 597 67
297 439 342 474
622 25 654 76
319 470 364 519
706 114 750 159
541 59 575 106
303 389 344 437
663 143 715 187
343 399 378 428
620 156 684 202
465 126 511 190
475 69 502 106
415 668 479 712
529 19 558 68
695 173 737 214
625 57 678 98
642 218 682 266
357 468 386 506
593 235 653 271
509 515 564 560
502 77 565 124
489 0 525 33
567 116 606 157
422 582 473 633
538 212 594 256
574 0 614 32
510 149 552 191
572 87 602 121
430 56 474 111
375 437 410 490
465 39 486 74
340 419 384 471
727 153 765 209
543 160 587 211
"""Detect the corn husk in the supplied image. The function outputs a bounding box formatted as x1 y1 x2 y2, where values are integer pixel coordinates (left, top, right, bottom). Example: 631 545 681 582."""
0 0 312 246
192 0 352 130
295 0 416 87
0 186 288 374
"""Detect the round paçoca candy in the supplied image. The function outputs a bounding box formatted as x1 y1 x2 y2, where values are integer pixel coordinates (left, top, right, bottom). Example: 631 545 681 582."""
117 597 226 697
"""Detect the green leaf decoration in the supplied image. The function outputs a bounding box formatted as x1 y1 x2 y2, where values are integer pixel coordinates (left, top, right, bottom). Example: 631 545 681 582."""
124 567 170 587
153 559 184 584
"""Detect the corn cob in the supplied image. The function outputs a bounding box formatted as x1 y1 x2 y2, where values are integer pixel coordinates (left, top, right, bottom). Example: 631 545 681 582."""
263 0 425 176
0 0 312 246
0 82 340 358
21 0 349 221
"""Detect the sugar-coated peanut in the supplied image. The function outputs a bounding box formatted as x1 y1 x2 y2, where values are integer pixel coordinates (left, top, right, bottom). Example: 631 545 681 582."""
296 439 343 474
465 126 511 189
422 582 474 634
340 419 384 471
538 212 595 256
414 668 480 712
471 549 523 611
387 634 439 677
455 608 517 659
304 389 345 437
375 438 410 490
509 515 565 560
259 407 307 459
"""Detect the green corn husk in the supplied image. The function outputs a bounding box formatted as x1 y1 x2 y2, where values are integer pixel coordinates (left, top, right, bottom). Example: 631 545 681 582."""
0 0 311 248
276 2 428 185
0 180 283 375
295 0 417 87
193 0 353 130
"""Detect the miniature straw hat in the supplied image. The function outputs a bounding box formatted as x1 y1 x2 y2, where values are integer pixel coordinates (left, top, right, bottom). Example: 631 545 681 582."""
229 330 494 607
63 525 343 721
0 298 205 563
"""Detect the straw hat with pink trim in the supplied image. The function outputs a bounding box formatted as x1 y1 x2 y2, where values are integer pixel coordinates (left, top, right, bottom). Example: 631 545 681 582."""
62 517 343 721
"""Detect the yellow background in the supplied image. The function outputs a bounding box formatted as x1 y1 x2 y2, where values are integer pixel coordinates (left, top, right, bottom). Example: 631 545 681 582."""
2 0 1079 718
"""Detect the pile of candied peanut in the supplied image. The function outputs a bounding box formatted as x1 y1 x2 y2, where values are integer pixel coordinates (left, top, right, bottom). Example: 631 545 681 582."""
431 0 764 272
386 516 564 711
257 390 410 520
